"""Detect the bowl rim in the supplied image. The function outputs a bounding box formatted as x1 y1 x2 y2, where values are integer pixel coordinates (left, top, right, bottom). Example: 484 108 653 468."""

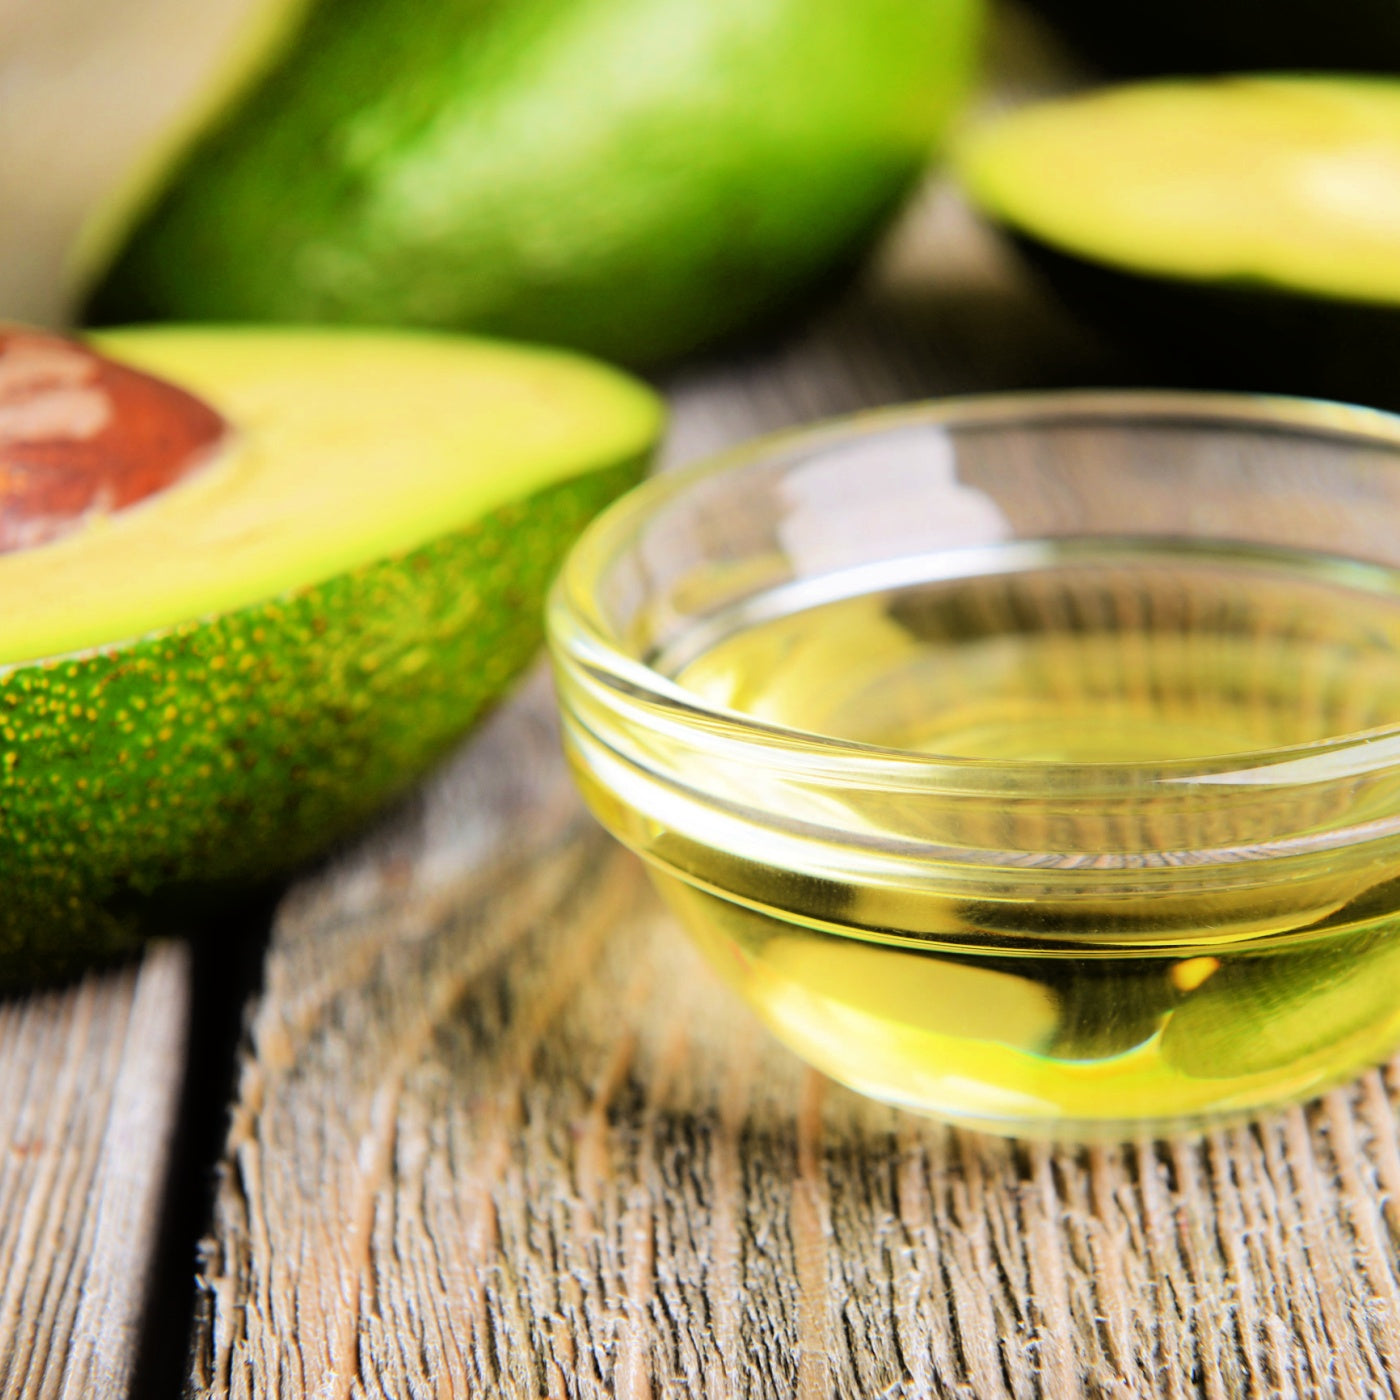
549 387 1400 793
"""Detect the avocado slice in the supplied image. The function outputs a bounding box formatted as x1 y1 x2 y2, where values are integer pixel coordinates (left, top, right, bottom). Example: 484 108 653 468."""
0 326 660 979
79 0 983 366
956 77 1400 407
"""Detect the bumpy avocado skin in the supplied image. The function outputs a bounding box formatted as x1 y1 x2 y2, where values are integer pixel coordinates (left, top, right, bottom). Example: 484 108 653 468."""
0 454 643 983
83 0 982 366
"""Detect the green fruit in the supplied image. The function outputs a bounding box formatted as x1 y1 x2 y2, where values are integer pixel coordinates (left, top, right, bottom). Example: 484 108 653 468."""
80 0 983 366
956 77 1400 408
1019 0 1400 76
0 326 659 978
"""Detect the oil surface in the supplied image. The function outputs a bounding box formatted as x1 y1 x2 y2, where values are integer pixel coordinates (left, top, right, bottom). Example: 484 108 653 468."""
655 539 1400 1132
673 539 1400 759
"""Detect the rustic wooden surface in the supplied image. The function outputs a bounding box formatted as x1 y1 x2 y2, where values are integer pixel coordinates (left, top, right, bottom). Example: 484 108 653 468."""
187 683 1400 1398
184 184 1400 1397
0 942 189 1399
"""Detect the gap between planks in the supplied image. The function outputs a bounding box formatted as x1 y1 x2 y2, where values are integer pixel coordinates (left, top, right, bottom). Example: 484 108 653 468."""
0 941 190 1400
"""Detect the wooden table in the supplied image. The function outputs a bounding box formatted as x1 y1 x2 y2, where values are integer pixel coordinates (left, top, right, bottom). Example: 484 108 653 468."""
7 6 1400 1396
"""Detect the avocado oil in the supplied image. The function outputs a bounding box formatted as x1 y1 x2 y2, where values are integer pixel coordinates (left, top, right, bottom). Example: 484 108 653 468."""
648 538 1400 1132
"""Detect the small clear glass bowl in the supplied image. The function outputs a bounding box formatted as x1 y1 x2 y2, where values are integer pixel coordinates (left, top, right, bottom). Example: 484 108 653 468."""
547 392 1400 1138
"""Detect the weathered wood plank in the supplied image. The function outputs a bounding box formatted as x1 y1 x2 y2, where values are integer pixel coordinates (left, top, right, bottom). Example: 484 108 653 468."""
186 190 1400 1394
185 666 1400 1398
0 942 190 1399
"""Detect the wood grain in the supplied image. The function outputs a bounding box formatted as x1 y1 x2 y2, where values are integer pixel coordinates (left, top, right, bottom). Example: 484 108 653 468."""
0 941 190 1398
185 673 1400 1399
186 192 1400 1395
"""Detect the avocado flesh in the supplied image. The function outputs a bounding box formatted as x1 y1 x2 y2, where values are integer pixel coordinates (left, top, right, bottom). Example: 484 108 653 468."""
3 327 657 665
960 79 1400 306
956 78 1400 405
81 0 982 366
0 327 659 979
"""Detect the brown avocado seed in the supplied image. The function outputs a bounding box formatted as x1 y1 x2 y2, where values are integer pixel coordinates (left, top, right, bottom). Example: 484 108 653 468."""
0 327 227 553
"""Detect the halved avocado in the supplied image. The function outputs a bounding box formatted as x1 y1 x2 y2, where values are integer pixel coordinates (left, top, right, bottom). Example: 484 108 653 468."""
956 77 1400 407
0 326 660 978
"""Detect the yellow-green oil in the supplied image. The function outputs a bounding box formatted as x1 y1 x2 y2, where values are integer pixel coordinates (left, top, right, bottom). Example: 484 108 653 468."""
653 540 1400 1132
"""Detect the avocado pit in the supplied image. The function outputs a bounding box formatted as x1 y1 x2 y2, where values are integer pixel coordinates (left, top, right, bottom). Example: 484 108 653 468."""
0 327 226 553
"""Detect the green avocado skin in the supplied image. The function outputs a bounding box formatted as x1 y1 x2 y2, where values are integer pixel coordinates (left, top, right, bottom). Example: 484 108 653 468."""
83 0 981 366
1020 0 1400 74
1009 235 1400 410
0 454 644 983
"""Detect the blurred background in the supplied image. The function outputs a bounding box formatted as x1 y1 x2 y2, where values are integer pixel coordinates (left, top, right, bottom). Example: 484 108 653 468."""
11 0 1397 421
0 0 256 323
1 0 1072 351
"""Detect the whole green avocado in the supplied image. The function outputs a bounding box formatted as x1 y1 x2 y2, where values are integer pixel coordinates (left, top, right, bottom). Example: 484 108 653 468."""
81 0 982 365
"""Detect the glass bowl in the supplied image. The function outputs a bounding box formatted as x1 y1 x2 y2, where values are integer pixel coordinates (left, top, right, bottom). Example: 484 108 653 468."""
547 392 1400 1138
